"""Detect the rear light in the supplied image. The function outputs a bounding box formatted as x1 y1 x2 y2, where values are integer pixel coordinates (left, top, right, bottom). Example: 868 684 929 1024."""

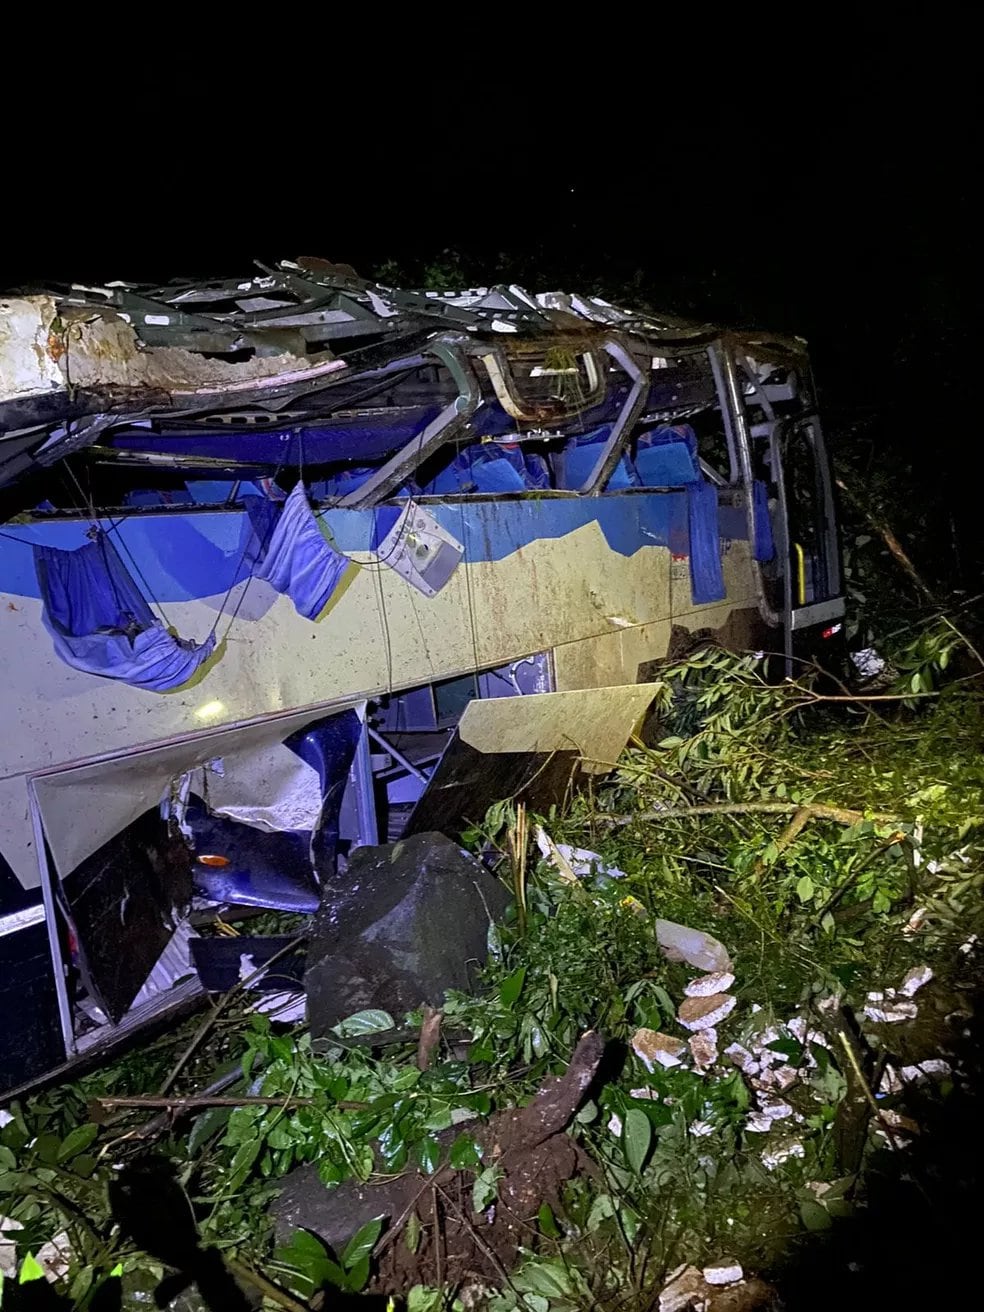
197 854 230 867
821 623 842 640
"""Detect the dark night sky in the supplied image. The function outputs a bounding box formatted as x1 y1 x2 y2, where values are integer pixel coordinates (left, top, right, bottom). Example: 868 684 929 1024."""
3 45 974 440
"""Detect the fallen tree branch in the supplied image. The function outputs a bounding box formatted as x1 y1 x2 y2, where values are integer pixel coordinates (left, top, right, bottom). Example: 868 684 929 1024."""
226 1256 309 1312
835 475 936 602
91 1093 367 1119
603 801 900 828
751 805 814 875
417 1006 443 1072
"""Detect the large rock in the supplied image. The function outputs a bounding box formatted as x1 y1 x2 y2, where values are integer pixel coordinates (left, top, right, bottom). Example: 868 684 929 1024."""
305 831 509 1037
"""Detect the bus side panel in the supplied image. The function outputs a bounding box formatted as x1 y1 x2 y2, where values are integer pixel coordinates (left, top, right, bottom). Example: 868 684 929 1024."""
0 492 757 890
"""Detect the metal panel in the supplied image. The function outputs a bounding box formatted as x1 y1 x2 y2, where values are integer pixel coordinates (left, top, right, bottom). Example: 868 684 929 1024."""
790 597 846 631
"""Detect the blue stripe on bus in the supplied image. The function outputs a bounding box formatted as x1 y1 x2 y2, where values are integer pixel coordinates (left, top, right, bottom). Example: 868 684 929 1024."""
1 494 747 603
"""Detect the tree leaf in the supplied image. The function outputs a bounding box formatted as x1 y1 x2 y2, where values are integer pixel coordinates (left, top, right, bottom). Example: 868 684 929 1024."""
449 1134 482 1170
799 1199 833 1231
341 1216 384 1270
404 1210 422 1254
57 1123 98 1162
228 1137 261 1187
499 966 527 1008
19 1253 44 1284
188 1106 233 1156
796 875 815 903
623 1107 652 1174
515 1258 576 1297
472 1165 503 1213
415 1135 441 1175
587 1192 615 1232
538 1202 561 1237
333 1009 395 1037
345 1255 370 1291
407 1287 444 1312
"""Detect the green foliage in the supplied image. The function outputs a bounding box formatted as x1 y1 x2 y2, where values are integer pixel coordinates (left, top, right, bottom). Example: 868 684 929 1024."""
5 633 982 1309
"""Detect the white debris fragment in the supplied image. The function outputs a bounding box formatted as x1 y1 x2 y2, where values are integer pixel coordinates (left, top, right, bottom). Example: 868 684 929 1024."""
689 1119 715 1137
534 828 626 881
899 965 933 997
249 990 306 1022
654 918 732 973
903 907 929 935
0 1216 24 1278
724 1042 760 1076
747 1097 795 1134
903 1059 951 1082
678 993 737 1031
850 647 886 680
703 1259 744 1286
756 1063 799 1092
816 992 843 1014
863 995 918 1023
880 1058 952 1093
745 1113 774 1133
685 971 735 997
533 827 577 883
787 1017 829 1049
689 1028 719 1070
959 934 978 955
608 1113 624 1137
0 1110 12 1129
874 1109 920 1143
35 1231 72 1282
632 1028 687 1071
761 1139 806 1170
878 1066 903 1095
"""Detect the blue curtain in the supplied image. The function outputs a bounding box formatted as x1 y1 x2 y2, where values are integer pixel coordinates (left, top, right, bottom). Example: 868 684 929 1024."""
34 534 216 691
687 482 726 604
752 479 775 562
248 482 353 621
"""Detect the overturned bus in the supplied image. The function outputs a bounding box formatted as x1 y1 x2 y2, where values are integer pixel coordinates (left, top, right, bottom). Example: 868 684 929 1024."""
0 260 843 1094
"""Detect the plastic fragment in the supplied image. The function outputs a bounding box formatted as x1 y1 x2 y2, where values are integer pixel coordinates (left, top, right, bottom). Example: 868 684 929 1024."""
655 918 731 973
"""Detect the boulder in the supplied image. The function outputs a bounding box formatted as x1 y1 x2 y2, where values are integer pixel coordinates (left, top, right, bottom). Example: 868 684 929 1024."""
305 831 509 1037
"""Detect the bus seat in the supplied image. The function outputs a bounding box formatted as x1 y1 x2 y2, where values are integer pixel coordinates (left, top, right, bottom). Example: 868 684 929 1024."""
555 426 641 490
635 425 700 486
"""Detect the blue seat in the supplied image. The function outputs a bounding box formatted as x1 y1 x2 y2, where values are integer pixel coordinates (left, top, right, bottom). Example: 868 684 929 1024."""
554 426 640 490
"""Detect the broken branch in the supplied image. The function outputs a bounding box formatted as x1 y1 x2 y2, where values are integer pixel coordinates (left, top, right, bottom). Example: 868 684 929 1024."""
835 475 936 601
416 1005 443 1072
91 1093 368 1119
752 805 813 875
604 801 899 828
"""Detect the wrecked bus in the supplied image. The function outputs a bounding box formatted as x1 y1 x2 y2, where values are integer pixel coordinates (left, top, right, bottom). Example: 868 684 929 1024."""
0 260 843 1093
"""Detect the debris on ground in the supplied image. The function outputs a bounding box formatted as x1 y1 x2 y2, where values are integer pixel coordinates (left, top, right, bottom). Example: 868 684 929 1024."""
4 635 983 1308
654 918 732 973
633 1028 687 1069
659 1262 773 1311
